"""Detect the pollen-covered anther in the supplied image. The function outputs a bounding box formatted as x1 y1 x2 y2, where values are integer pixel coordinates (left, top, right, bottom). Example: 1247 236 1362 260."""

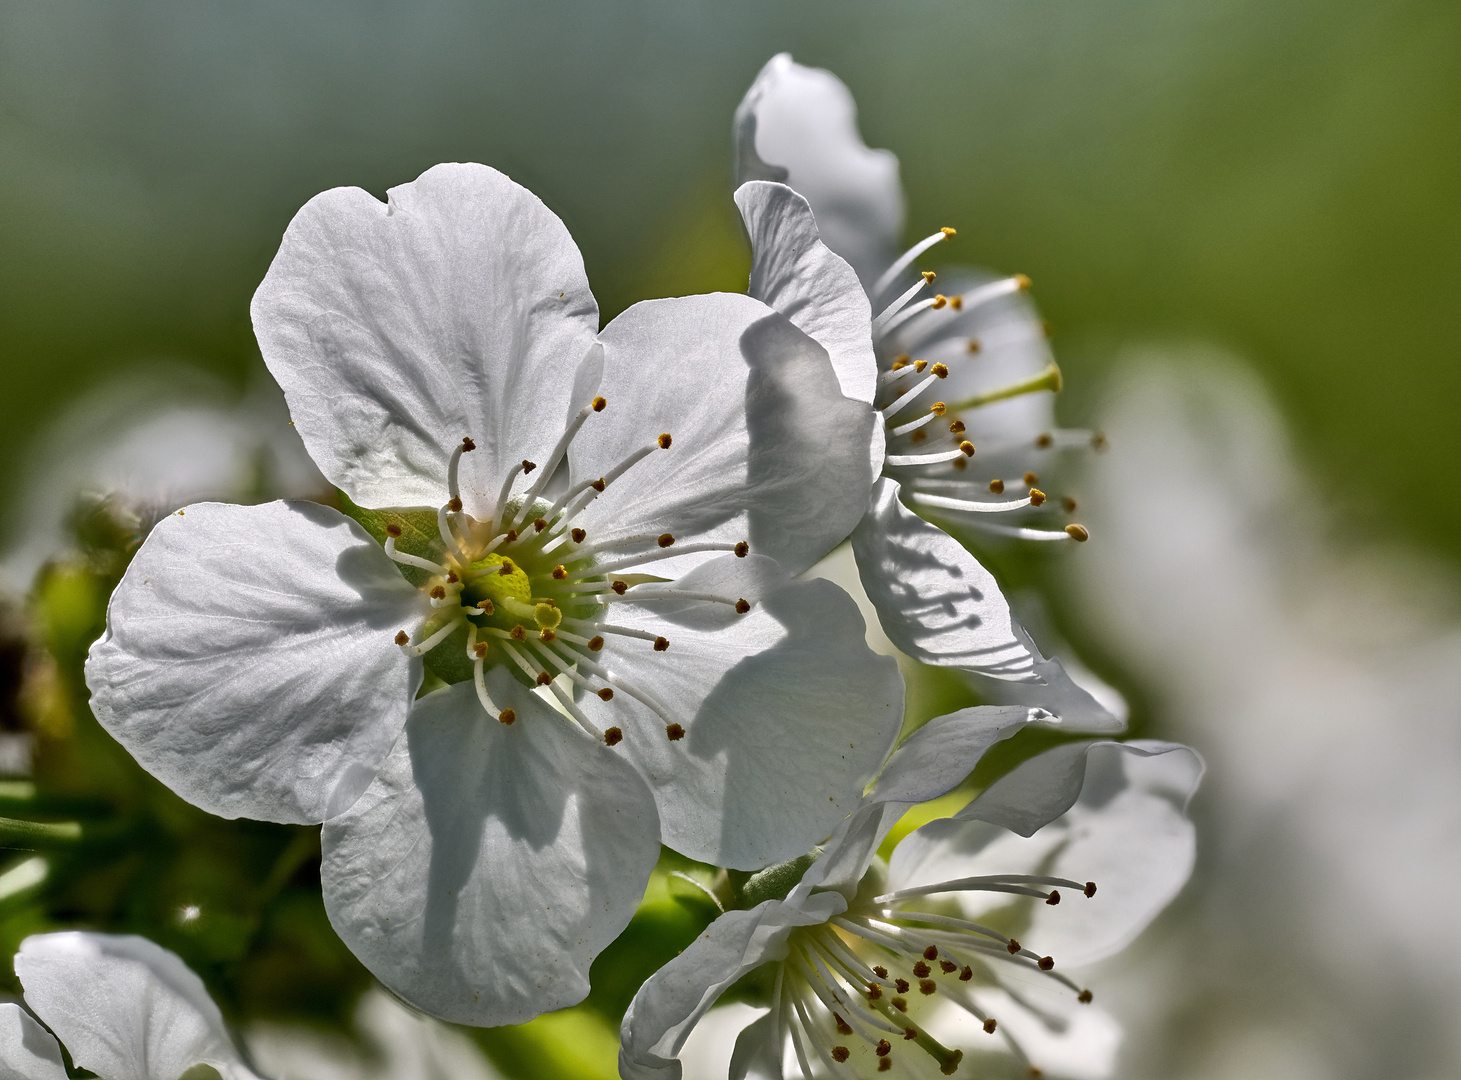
571 528 587 543
1046 890 1061 905
479 599 495 615
1006 939 1021 955
1035 432 1054 448
597 687 614 701
989 479 1005 494
913 961 931 978
611 581 628 595
866 982 883 999
394 631 409 646
931 295 948 310
509 625 526 641
949 295 963 310
921 270 937 284
876 1040 892 1057
604 727 623 746
983 1018 997 1034
592 396 607 412
1066 524 1091 542
539 628 556 643
959 966 973 981
1014 273 1032 290
447 497 463 513
590 478 606 493
904 1027 918 1041
521 460 537 474
1078 989 1094 1004
1029 488 1046 507
939 960 957 973
895 979 910 994
734 541 749 557
914 360 928 373
460 436 475 452
473 642 488 658
588 635 605 651
923 945 938 960
533 517 548 532
445 571 459 583
932 363 949 378
941 226 957 237
1085 881 1098 897
834 1013 853 1036
498 708 516 725
734 599 750 614
503 529 518 543
892 355 910 371
430 585 446 600
657 533 675 548
653 636 669 652
498 560 515 576
930 401 946 416
666 723 685 741
1024 471 1039 485
658 433 673 449
919 979 937 995
832 1046 850 1063
535 671 552 686
959 441 976 457
873 966 889 979
552 565 568 579
949 419 966 434
1038 956 1055 971
386 524 403 539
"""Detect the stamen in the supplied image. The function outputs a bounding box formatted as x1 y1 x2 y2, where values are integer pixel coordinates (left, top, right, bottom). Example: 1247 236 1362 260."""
888 408 945 438
872 278 934 334
447 436 475 503
871 229 956 299
499 638 601 739
398 613 464 657
877 295 944 338
437 504 468 565
908 491 1037 514
875 875 1088 905
884 443 975 468
879 371 943 418
578 541 743 577
384 536 450 575
511 402 601 530
546 640 677 725
491 460 533 535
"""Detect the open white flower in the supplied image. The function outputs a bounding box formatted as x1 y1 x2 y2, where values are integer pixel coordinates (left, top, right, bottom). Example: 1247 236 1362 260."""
85 163 903 1024
620 731 1201 1079
0 931 263 1080
733 55 1117 729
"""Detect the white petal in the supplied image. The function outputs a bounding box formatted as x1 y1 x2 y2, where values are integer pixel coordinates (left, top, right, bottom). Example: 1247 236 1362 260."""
15 932 259 1080
574 293 875 576
962 623 1126 735
734 181 878 405
734 54 903 287
320 670 660 1027
252 162 599 514
0 1004 67 1080
851 477 1037 678
619 892 845 1080
579 554 903 870
85 500 425 824
889 740 1203 966
725 1010 781 1080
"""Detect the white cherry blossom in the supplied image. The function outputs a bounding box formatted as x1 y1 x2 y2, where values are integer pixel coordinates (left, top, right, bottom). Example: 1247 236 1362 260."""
733 55 1118 730
620 732 1201 1079
85 162 902 1024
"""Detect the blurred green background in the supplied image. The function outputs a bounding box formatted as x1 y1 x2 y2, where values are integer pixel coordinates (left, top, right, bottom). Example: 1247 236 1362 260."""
1 1 1458 1076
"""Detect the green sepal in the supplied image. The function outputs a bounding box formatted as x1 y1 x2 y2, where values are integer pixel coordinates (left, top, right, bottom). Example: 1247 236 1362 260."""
336 491 443 588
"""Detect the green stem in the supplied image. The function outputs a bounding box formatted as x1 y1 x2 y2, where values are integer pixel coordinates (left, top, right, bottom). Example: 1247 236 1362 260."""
943 362 1062 414
0 816 83 848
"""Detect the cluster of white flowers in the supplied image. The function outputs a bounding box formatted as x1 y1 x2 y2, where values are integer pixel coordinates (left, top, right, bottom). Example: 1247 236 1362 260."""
3 54 1201 1080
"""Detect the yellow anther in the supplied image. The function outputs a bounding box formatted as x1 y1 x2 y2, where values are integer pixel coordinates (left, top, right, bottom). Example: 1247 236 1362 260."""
959 441 976 456
967 339 981 353
539 628 556 643
498 708 516 725
914 360 928 372
1029 488 1046 506
949 295 963 310
552 565 567 579
931 363 949 379
1014 273 1032 289
1065 524 1090 542
921 270 937 284
658 433 673 449
930 402 946 416
940 226 957 237
989 479 1005 494
473 642 488 658
931 294 948 310
592 396 607 411
1024 471 1039 485
948 419 965 434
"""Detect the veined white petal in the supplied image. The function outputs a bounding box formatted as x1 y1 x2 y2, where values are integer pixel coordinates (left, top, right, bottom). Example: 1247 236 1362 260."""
0 1003 67 1080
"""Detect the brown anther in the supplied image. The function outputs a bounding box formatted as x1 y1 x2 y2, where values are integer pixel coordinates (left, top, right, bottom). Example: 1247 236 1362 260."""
919 979 937 996
930 401 946 416
914 359 928 372
597 687 614 701
394 631 409 646
967 339 982 353
989 479 1005 494
1085 881 1097 897
892 997 908 1012
960 966 973 981
931 295 948 310
941 226 957 237
1007 939 1022 955
949 294 963 310
385 524 403 538
734 541 749 557
1078 989 1094 1004
1046 890 1061 905
657 433 673 449
1065 524 1090 542
592 396 607 412
878 1060 891 1073
521 460 537 474
611 581 628 595
448 497 463 513
923 945 939 961
571 528 587 543
533 517 548 532
876 1040 892 1057
834 1013 853 1036
461 436 476 452
1092 432 1109 451
734 599 750 614
604 727 623 746
1035 432 1053 448
552 565 568 579
867 983 883 1000
473 642 488 658
948 420 966 436
445 571 459 583
940 960 957 973
539 628 556 643
832 1046 850 1063
430 585 447 600
904 1027 918 1041
910 429 928 444
536 671 552 686
983 1018 997 1034
1024 471 1039 485
653 636 669 652
1014 273 1032 290
1062 497 1078 513
873 966 889 979
666 723 685 741
959 441 976 456
498 708 516 725
591 478 606 492
931 363 949 378
1038 956 1055 971
657 533 675 548
503 530 518 544
588 636 605 651
499 560 515 576
1029 488 1046 507
479 599 495 615
509 625 526 641
922 270 937 284
913 961 931 978
895 979 910 994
